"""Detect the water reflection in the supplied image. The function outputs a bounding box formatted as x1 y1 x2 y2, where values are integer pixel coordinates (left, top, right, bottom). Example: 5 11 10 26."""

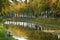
4 21 48 30
12 36 27 40
4 21 34 26
4 21 36 29
4 21 57 40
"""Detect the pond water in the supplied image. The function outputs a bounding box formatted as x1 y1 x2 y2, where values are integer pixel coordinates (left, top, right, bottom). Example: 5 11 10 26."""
4 21 48 30
12 35 27 40
4 21 57 40
58 34 60 39
4 21 35 27
4 21 49 40
4 21 37 29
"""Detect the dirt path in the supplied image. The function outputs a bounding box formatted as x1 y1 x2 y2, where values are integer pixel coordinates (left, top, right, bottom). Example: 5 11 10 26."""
42 30 60 34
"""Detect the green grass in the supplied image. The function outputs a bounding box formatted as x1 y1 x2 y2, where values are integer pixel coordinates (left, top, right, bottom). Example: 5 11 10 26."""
25 18 60 29
7 17 60 29
5 17 60 29
0 19 15 40
9 17 60 29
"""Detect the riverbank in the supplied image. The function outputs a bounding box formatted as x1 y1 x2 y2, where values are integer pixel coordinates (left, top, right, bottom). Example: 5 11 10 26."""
0 20 15 40
28 18 60 30
13 17 60 30
3 17 60 29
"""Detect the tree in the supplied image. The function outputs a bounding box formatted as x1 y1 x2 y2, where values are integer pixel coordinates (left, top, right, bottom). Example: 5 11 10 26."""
51 0 59 17
0 0 10 16
27 0 46 17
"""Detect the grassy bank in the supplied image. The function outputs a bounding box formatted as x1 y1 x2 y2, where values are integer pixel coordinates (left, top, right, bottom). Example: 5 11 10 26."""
27 18 60 29
4 17 60 29
15 17 60 30
0 19 15 40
